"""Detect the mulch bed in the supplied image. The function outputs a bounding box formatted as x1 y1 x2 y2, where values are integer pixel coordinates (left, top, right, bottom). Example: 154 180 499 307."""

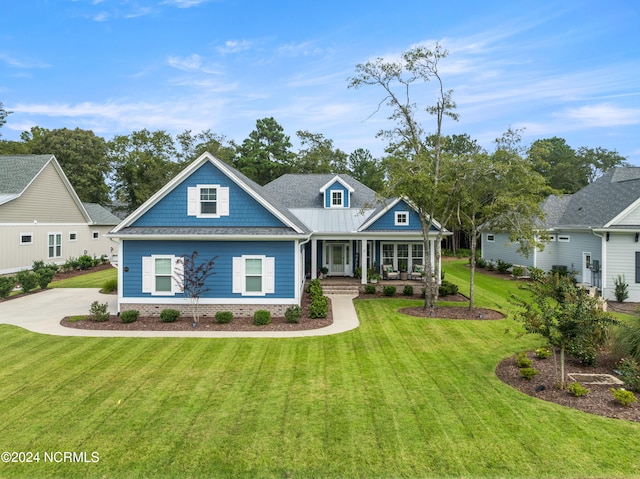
496 351 640 423
60 289 333 332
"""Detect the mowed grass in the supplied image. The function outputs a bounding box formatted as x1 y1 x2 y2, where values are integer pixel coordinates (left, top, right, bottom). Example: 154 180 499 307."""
1 261 639 478
49 267 117 288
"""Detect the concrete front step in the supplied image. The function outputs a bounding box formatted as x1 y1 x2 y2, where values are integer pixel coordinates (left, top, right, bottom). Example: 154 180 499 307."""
321 285 360 295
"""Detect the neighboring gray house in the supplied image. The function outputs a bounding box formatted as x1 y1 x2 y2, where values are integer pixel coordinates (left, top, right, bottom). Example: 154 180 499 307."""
0 154 120 274
482 167 640 301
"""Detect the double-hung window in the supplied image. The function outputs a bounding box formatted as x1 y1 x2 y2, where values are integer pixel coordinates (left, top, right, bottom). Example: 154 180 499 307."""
48 233 62 259
331 190 343 207
233 255 275 296
188 184 230 218
142 255 184 296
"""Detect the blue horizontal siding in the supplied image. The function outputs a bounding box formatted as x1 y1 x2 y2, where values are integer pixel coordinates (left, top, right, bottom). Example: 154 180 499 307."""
132 161 285 227
365 200 424 231
122 239 296 299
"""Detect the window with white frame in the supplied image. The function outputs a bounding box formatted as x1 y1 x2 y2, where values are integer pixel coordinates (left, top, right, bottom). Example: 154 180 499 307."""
188 184 230 218
20 233 33 245
331 190 343 207
382 244 395 268
142 255 183 296
397 243 409 271
69 232 78 241
412 244 424 265
486 234 495 242
395 211 409 226
233 255 275 296
48 233 62 258
558 235 570 242
92 231 99 240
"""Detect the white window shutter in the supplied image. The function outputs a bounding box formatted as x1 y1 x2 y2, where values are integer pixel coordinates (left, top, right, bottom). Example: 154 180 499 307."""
218 187 229 216
142 257 153 293
187 187 198 216
173 256 184 293
265 257 275 294
232 257 243 294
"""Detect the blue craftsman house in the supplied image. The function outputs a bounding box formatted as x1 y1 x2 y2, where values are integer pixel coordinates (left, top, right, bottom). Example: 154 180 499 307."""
109 152 446 316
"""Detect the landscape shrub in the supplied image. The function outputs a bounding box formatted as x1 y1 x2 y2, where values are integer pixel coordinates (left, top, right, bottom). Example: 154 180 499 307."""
102 278 118 294
16 270 39 294
528 267 545 282
475 257 487 268
215 311 234 324
253 310 271 326
567 382 590 397
612 314 640 363
486 261 496 272
438 280 459 297
403 285 414 296
35 267 56 289
89 301 109 322
120 310 139 323
383 286 396 297
160 309 180 323
511 265 525 278
364 284 376 294
308 278 323 299
62 257 80 273
611 388 637 407
616 358 640 392
0 276 16 299
534 347 552 359
614 274 629 303
519 368 539 380
285 305 301 324
309 295 328 318
515 352 532 368
496 259 512 274
32 260 59 274
77 254 95 270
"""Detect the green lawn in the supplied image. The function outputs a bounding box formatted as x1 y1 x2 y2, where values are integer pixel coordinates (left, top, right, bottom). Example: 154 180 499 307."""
49 267 117 288
1 260 639 478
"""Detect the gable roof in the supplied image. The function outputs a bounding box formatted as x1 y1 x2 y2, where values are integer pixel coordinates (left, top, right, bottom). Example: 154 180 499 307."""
111 152 309 236
0 154 93 222
541 167 640 229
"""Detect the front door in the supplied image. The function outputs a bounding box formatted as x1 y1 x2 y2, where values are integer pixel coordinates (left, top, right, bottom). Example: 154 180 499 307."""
582 252 592 285
326 242 351 276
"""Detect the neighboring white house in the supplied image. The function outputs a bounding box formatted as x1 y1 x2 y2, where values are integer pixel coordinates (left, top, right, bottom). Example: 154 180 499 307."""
482 167 640 302
0 154 120 274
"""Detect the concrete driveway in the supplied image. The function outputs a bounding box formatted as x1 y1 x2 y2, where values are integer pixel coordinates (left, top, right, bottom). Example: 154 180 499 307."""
0 289 359 338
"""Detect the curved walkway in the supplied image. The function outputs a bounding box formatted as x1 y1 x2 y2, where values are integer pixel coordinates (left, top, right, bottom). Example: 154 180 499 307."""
0 289 360 338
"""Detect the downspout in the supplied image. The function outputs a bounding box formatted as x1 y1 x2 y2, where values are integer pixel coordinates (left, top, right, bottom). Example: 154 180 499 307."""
296 234 313 304
591 230 606 298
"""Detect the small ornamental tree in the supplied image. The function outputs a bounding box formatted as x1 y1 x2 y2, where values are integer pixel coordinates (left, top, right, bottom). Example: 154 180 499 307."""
512 273 619 388
176 251 217 325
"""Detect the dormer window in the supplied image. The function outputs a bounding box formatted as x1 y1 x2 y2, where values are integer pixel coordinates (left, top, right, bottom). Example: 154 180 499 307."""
188 184 229 218
332 190 343 207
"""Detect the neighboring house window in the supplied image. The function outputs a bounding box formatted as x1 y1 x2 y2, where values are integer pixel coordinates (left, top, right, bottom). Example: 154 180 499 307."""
92 231 100 240
188 184 230 218
331 190 343 207
20 233 33 245
48 233 62 258
395 211 409 226
558 235 570 242
548 235 556 242
486 234 495 242
142 255 183 296
69 232 78 241
232 255 275 296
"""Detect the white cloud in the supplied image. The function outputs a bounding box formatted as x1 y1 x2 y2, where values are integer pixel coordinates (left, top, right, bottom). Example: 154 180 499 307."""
0 53 49 69
216 40 252 55
161 0 210 7
561 103 640 128
168 54 203 71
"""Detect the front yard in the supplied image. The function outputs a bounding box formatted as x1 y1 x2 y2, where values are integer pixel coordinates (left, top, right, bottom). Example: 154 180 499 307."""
0 260 639 478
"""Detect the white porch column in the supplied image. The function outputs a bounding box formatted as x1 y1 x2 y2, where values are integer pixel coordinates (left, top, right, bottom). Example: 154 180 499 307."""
311 238 318 280
361 239 368 284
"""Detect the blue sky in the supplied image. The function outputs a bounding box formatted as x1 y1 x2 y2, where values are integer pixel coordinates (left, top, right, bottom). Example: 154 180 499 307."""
1 0 639 164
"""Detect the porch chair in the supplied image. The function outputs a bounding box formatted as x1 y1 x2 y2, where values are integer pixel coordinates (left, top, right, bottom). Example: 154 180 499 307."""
409 264 425 280
382 264 399 280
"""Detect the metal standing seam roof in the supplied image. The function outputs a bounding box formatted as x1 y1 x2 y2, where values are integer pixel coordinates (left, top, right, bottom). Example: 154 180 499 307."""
289 208 376 233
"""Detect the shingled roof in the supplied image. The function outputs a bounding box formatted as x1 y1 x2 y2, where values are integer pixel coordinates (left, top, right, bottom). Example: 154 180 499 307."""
542 167 640 229
0 154 53 204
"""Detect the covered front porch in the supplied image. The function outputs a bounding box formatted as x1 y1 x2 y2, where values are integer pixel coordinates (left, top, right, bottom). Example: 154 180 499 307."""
304 235 440 285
